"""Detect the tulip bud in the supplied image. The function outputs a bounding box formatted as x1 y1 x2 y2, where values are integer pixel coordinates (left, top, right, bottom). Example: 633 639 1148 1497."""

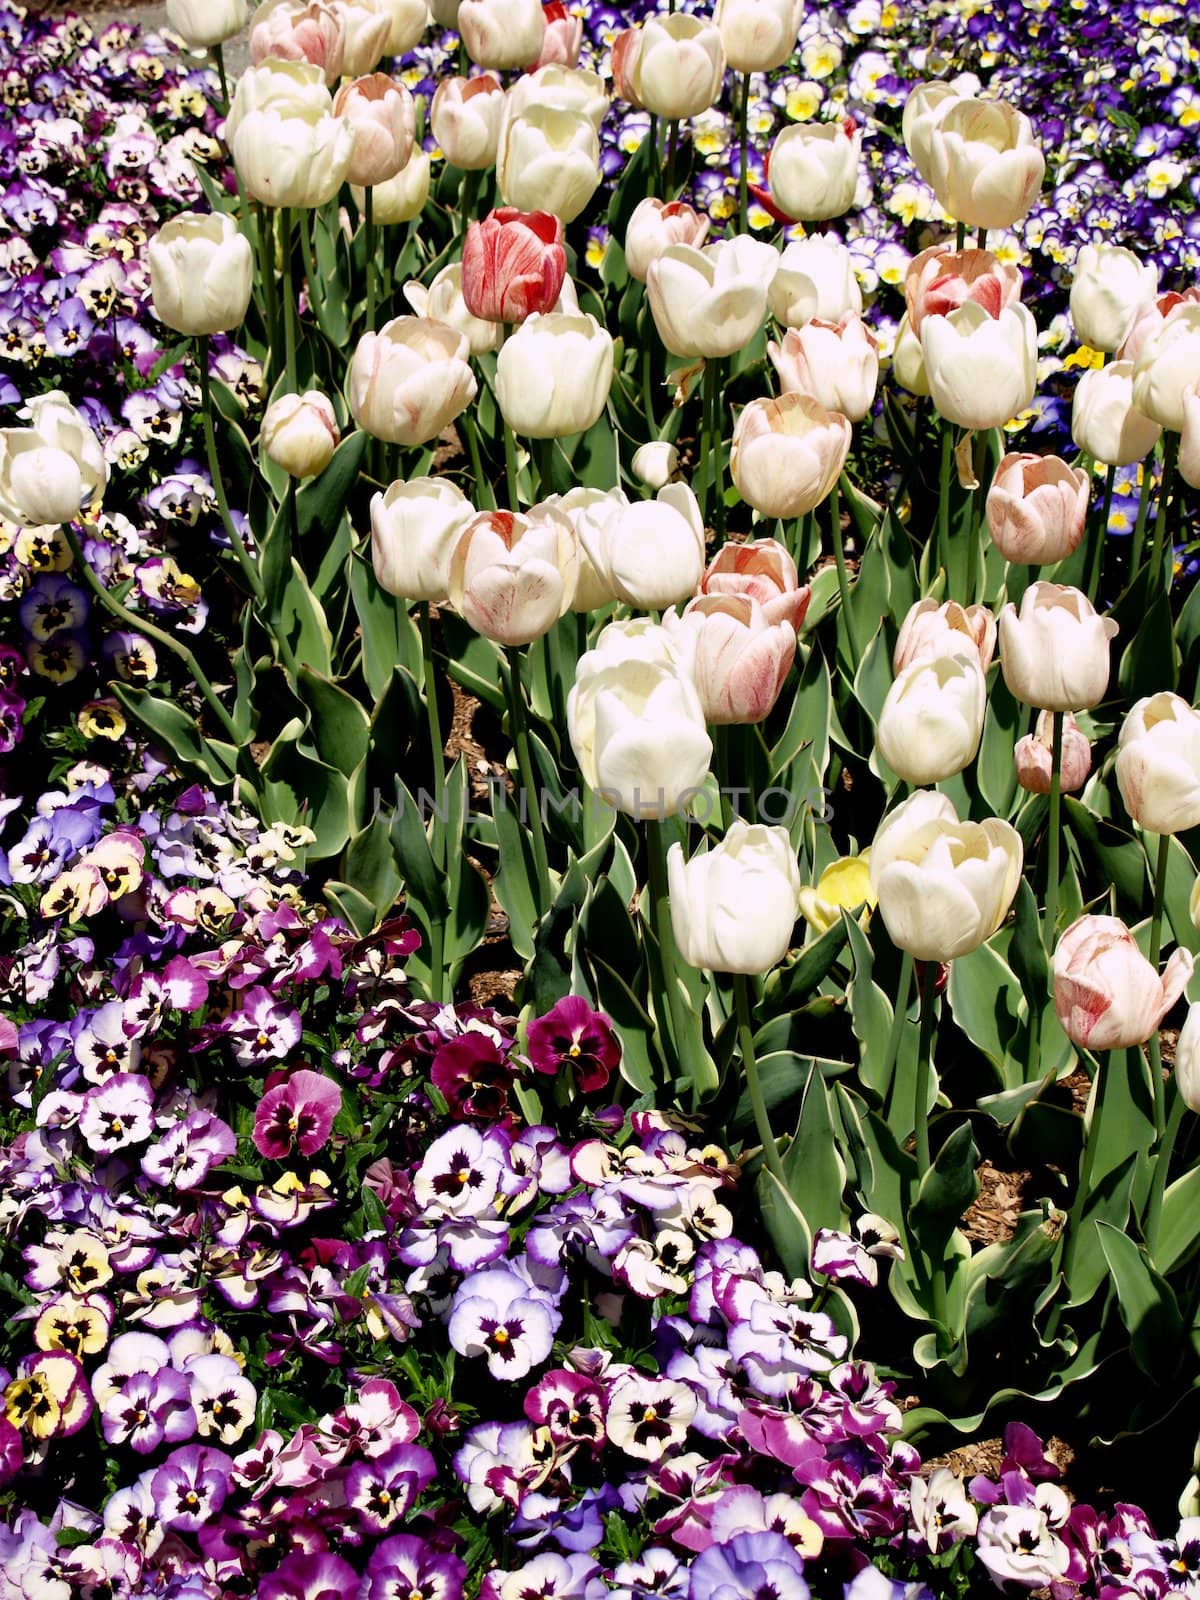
715 0 803 73
664 595 796 725
920 96 1045 231
767 118 862 223
1053 914 1192 1052
431 74 505 171
1071 360 1161 467
449 503 578 645
459 0 546 70
624 197 709 285
921 301 1037 432
870 794 1022 963
902 80 962 182
383 0 428 52
1116 692 1200 836
353 150 431 223
1176 1002 1200 1113
999 582 1117 714
612 15 726 120
647 237 776 360
497 104 600 224
890 313 929 397
496 312 614 439
698 538 811 631
371 476 475 604
985 453 1089 566
798 853 875 935
461 207 566 325
403 264 503 356
668 822 802 974
893 599 995 674
148 212 254 338
568 646 712 820
876 652 987 786
534 2 583 67
348 316 478 447
579 483 706 610
1069 244 1159 355
768 235 862 328
249 0 346 84
904 244 1023 335
730 393 851 520
768 312 879 423
1132 303 1200 432
261 391 339 479
0 392 108 526
339 0 392 75
231 97 356 209
166 0 248 48
1014 710 1091 796
333 74 416 189
631 441 679 489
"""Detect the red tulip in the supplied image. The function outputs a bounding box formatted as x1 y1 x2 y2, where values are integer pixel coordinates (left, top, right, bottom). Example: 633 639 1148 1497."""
461 206 566 326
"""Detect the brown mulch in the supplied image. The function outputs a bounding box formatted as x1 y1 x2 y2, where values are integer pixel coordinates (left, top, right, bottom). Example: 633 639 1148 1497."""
961 1159 1032 1246
926 1434 1075 1482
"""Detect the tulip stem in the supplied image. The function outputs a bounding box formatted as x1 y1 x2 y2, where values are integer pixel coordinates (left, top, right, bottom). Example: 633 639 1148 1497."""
1054 1050 1105 1330
197 335 265 604
704 358 726 537
211 44 230 116
1149 431 1178 596
737 72 752 234
279 209 298 393
536 437 556 500
504 645 552 910
460 410 495 509
936 424 952 581
1145 829 1172 1156
879 949 915 1105
458 168 479 244
364 186 376 334
1086 462 1113 603
1044 710 1064 948
976 227 987 250
830 474 859 657
420 602 447 866
647 115 659 195
1130 452 1156 572
1146 1089 1186 1257
645 817 690 1087
736 971 787 1186
914 968 937 1177
955 221 966 250
61 521 242 752
665 120 679 195
255 202 280 387
966 431 986 605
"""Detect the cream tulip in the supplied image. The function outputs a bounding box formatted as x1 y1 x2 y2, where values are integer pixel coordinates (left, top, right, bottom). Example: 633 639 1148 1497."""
902 80 963 182
166 0 248 49
338 0 392 75
231 98 356 209
768 235 863 327
870 798 1022 963
767 119 862 223
1131 303 1200 432
876 652 987 786
495 312 614 439
504 65 609 133
624 197 710 284
580 484 706 611
348 316 478 446
985 453 1089 566
371 476 475 604
999 583 1117 714
1116 692 1200 836
891 313 929 398
260 391 339 479
333 73 415 189
893 599 996 674
1070 244 1159 354
920 301 1037 432
431 74 505 171
612 14 726 121
497 105 600 224
768 312 879 423
730 393 851 520
1175 1002 1200 1113
568 651 712 820
448 504 578 646
664 595 796 725
921 97 1045 231
0 393 107 526
668 822 802 974
1053 915 1192 1052
403 263 503 357
353 151 431 223
548 488 627 612
714 0 803 73
631 441 680 489
148 212 254 337
459 0 546 70
1183 383 1200 491
224 58 331 144
646 240 774 360
383 0 428 52
1071 360 1161 467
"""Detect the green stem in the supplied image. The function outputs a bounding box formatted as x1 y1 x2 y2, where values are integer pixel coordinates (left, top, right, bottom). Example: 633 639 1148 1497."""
1086 462 1114 603
966 431 985 604
701 357 717 527
1057 1052 1105 1308
279 208 298 393
1129 451 1156 572
1149 829 1170 975
714 726 735 830
197 336 264 602
641 341 656 437
710 358 726 536
879 949 915 1105
1045 710 1064 947
211 42 230 114
62 522 240 748
914 968 937 1177
665 119 679 195
536 436 556 502
504 645 551 908
1149 430 1178 595
976 226 987 250
502 326 522 507
460 410 495 510
737 71 752 233
458 167 479 244
830 474 859 656
419 601 446 863
936 424 952 581
647 114 659 196
364 186 376 334
736 970 786 1185
645 817 687 1076
1147 1090 1186 1255
255 202 280 389
955 220 966 250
